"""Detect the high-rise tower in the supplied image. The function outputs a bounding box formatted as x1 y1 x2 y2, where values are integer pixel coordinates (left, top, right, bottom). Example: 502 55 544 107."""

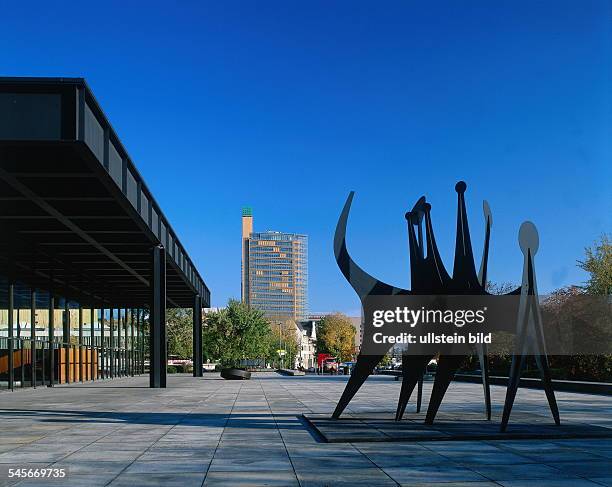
241 208 308 321
241 207 253 302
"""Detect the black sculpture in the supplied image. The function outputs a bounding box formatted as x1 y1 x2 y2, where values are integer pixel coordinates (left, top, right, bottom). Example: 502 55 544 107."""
332 181 560 431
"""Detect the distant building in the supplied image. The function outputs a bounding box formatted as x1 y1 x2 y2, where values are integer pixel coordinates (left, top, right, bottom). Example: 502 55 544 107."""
296 320 317 369
241 208 308 322
348 316 363 350
202 307 223 315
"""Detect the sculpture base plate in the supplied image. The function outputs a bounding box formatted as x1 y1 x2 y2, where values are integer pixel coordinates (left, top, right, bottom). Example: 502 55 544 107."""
303 411 612 443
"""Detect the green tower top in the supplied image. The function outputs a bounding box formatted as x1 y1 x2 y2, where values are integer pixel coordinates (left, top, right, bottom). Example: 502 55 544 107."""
242 207 253 217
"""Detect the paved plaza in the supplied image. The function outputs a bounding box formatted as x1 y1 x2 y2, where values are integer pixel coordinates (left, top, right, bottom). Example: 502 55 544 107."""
0 372 611 487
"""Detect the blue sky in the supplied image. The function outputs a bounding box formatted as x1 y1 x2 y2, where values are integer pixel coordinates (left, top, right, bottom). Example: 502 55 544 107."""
3 1 610 313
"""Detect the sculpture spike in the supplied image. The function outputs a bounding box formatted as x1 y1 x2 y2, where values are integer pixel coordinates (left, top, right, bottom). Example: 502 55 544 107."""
406 212 424 289
423 203 451 290
334 192 407 299
452 181 479 289
478 200 492 289
476 199 493 419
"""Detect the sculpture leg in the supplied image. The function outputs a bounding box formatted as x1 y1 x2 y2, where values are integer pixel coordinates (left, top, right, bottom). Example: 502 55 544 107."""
501 288 533 432
417 374 424 413
534 354 560 425
476 344 491 420
530 296 560 426
425 355 466 424
395 355 430 420
500 352 526 432
332 354 383 418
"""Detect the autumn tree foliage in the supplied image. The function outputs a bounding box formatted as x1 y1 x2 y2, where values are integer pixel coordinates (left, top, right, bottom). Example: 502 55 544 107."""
317 313 356 362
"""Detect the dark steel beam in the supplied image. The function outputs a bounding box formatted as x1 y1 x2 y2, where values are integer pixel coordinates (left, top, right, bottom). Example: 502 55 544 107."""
12 173 96 178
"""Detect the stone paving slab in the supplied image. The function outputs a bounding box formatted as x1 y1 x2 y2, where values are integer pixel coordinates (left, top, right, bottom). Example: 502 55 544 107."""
0 373 610 486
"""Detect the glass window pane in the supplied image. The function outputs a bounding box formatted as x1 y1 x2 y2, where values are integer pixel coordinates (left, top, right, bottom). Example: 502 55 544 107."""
69 305 79 342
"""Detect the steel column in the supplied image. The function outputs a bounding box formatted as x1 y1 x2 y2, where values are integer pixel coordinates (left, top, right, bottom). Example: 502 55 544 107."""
117 309 122 377
193 294 202 377
130 309 135 376
140 309 145 374
18 309 24 388
119 309 124 376
63 302 69 383
136 309 141 374
48 295 55 387
123 309 126 376
150 245 166 388
90 307 95 381
8 281 14 390
31 289 36 388
78 307 83 382
110 309 115 378
135 309 140 374
100 307 105 379
118 309 122 376
124 307 128 376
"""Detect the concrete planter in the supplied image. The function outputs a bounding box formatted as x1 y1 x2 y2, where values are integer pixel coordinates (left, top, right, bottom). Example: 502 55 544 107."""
220 368 251 380
277 369 305 376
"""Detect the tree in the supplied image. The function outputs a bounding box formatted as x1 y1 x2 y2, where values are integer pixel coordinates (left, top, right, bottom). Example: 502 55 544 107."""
317 313 356 362
578 234 611 295
540 286 612 381
378 353 393 368
476 282 518 374
166 308 193 359
538 235 612 382
268 320 300 368
202 300 272 367
485 281 516 295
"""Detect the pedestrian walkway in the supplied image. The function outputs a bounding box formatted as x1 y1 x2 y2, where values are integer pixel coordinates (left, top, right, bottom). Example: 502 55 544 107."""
0 373 610 486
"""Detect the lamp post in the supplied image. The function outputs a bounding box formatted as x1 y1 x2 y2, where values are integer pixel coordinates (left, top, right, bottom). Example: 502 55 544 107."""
278 322 283 369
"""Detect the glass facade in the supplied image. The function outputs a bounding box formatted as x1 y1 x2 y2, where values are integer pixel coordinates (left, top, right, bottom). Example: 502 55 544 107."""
0 273 146 391
247 231 308 321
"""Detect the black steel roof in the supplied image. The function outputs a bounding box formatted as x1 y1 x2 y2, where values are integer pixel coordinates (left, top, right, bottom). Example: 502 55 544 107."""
0 77 210 308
